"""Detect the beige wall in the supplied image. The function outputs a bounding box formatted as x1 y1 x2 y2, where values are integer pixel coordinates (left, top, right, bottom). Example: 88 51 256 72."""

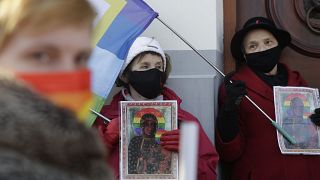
142 0 224 143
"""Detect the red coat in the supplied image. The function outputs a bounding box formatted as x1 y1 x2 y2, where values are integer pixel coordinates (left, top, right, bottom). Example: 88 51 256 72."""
96 87 218 180
216 64 320 180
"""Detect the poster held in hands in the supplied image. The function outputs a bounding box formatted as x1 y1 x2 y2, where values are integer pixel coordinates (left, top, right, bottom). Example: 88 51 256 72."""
274 86 320 155
120 100 178 180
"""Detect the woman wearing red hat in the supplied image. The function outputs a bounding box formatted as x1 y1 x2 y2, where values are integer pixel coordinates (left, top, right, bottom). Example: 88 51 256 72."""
215 17 320 180
96 36 219 180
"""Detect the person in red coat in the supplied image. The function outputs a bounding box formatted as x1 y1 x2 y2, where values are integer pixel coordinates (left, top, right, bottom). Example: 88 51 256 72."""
96 36 219 180
215 16 320 180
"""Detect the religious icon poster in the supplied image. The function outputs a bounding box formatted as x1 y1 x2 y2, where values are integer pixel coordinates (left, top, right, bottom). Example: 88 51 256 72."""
120 101 178 180
274 86 320 155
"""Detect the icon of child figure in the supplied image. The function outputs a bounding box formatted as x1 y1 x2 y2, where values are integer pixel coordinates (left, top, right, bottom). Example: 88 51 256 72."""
283 94 319 149
128 108 172 174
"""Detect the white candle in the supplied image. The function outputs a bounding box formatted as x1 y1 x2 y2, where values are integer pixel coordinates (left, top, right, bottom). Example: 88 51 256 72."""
179 121 199 180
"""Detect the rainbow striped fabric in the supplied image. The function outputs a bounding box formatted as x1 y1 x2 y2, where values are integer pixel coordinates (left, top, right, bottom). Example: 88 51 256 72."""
87 0 158 126
17 69 93 122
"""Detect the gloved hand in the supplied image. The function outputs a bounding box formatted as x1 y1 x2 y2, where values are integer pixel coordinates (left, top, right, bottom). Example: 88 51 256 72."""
160 129 180 152
310 108 320 126
224 72 247 111
98 117 120 150
217 73 246 142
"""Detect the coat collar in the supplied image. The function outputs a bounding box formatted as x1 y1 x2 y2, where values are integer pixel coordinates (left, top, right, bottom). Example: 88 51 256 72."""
231 63 306 102
104 87 183 119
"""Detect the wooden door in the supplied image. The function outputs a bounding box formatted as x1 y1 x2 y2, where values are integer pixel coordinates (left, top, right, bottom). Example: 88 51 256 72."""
224 0 320 89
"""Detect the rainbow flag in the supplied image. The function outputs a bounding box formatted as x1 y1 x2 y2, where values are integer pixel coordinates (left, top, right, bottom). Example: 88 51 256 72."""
87 0 158 126
17 70 93 122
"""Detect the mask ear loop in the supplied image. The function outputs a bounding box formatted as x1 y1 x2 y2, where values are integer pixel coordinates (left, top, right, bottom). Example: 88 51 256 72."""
241 46 247 64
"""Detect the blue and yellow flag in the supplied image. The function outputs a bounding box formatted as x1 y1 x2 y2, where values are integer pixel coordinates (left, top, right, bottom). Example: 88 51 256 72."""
87 0 158 126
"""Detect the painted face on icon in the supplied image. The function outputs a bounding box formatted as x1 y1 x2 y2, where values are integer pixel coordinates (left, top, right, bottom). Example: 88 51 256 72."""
140 114 158 138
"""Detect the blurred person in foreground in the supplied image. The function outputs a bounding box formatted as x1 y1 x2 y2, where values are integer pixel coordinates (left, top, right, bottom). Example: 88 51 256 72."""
0 0 113 179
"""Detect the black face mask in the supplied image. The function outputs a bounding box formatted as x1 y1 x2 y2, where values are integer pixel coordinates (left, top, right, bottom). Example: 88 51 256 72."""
128 68 165 99
245 46 283 73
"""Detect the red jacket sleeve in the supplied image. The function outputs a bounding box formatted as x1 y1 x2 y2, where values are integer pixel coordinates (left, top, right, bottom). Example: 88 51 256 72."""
98 117 120 152
179 110 219 180
215 130 245 162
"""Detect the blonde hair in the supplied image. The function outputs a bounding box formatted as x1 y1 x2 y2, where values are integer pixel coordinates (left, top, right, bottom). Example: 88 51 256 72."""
0 0 96 49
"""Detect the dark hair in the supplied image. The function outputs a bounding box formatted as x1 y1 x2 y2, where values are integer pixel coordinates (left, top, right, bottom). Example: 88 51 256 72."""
116 51 172 87
140 113 158 128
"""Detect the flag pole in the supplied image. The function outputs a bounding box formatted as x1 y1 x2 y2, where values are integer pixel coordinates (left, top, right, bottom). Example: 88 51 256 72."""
156 17 296 144
90 108 111 123
156 17 225 78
